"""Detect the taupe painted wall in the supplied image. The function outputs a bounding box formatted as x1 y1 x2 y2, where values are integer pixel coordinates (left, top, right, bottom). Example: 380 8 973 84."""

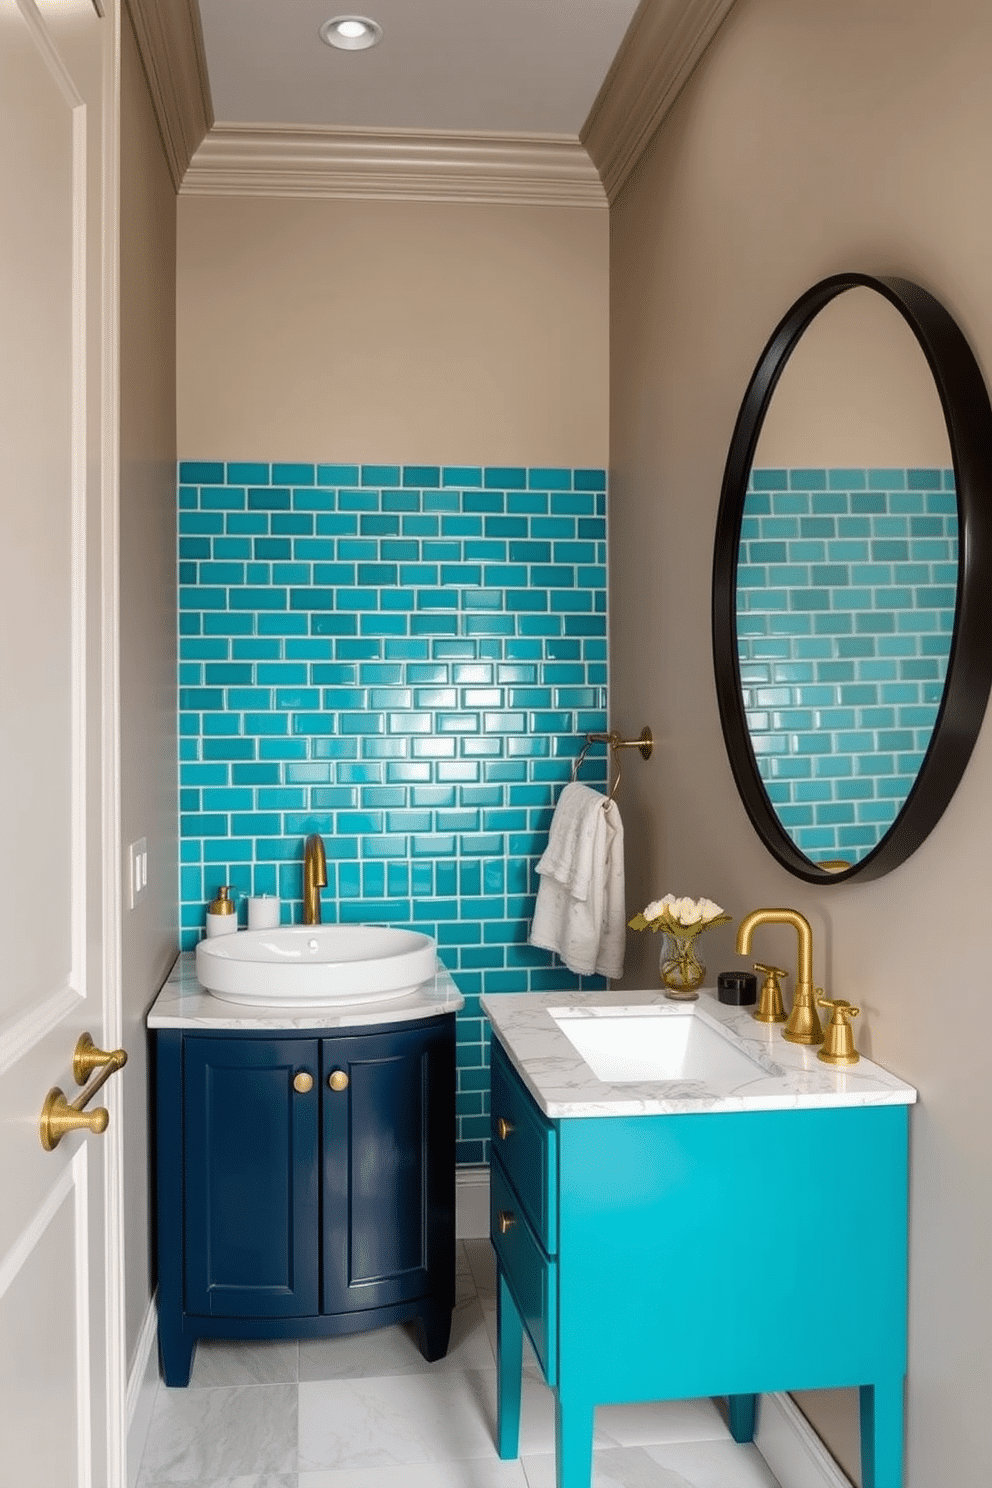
610 0 992 1483
119 8 178 1370
177 194 608 466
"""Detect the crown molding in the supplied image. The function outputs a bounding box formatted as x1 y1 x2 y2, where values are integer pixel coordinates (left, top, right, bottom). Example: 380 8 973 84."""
180 124 607 208
581 0 738 202
124 0 212 191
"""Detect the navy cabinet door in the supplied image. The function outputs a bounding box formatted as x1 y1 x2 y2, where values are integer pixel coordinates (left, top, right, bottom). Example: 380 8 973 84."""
321 1022 454 1315
184 1036 320 1318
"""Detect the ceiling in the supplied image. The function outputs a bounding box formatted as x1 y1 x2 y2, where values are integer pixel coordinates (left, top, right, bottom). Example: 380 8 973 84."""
195 0 643 137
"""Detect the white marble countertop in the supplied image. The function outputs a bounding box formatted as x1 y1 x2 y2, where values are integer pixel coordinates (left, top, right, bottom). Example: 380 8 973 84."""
481 987 917 1118
148 951 464 1030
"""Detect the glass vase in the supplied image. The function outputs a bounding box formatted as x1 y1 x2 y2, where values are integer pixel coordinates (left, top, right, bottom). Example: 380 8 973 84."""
659 933 705 1000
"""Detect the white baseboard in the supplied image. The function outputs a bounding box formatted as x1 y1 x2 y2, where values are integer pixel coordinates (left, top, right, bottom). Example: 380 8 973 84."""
456 1164 490 1239
126 1293 160 1488
755 1391 855 1488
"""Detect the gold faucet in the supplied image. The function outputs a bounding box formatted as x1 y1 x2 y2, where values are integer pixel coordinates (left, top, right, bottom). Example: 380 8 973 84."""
736 908 823 1046
302 834 327 924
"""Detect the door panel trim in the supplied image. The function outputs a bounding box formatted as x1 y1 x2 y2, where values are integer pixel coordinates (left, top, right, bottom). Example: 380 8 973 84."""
0 1146 95 1485
0 985 81 1075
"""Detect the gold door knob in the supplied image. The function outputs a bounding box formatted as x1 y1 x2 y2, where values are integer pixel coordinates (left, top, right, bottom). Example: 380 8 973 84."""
328 1069 349 1092
497 1210 516 1235
495 1117 514 1140
293 1071 314 1094
72 1032 127 1085
39 1088 110 1151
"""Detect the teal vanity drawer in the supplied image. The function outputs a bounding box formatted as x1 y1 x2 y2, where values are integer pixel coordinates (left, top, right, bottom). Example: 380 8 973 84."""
490 1039 558 1252
491 1155 556 1381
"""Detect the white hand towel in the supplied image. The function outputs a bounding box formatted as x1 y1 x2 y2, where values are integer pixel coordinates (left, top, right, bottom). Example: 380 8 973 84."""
530 782 625 980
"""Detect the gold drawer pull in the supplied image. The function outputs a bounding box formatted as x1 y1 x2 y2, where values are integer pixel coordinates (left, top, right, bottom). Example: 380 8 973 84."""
328 1069 350 1092
39 1089 109 1151
293 1071 314 1094
495 1116 514 1140
497 1209 516 1234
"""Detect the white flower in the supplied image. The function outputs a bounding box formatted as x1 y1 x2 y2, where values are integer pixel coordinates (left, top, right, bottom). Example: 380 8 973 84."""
697 898 724 922
642 899 668 921
674 898 703 925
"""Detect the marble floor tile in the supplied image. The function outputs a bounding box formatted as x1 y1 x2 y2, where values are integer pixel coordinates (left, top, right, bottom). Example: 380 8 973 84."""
462 1238 497 1297
299 1459 529 1487
643 1438 782 1488
188 1339 300 1389
297 1369 500 1471
140 1479 297 1488
138 1383 297 1485
299 1296 495 1381
480 1299 543 1380
595 1395 730 1447
520 1438 781 1488
522 1445 700 1488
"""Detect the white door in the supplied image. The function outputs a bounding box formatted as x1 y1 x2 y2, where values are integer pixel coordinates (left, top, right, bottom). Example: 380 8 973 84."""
0 2 124 1485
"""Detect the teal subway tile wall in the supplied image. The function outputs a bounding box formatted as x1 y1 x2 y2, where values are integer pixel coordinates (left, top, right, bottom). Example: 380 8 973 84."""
738 469 957 864
178 461 609 1161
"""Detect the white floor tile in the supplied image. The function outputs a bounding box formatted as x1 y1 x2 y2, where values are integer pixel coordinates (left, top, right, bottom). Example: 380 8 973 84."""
299 1459 529 1487
299 1296 495 1382
137 1383 297 1484
595 1395 730 1447
644 1438 782 1487
462 1237 497 1297
139 1479 296 1488
188 1339 300 1388
522 1445 696 1488
298 1369 500 1471
521 1438 781 1488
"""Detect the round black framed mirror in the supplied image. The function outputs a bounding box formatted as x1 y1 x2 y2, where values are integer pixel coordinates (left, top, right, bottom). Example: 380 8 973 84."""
712 273 992 883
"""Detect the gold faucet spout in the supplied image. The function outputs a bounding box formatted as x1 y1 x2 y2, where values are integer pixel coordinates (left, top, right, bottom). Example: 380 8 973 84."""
736 907 822 1045
303 834 327 925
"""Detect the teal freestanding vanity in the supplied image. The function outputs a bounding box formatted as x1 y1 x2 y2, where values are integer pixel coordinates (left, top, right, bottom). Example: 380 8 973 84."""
482 989 916 1488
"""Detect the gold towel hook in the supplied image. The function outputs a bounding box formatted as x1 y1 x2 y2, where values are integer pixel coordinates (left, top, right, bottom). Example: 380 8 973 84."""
569 727 654 805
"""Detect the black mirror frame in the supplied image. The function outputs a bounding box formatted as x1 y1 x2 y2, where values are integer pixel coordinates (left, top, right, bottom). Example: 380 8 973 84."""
712 273 992 884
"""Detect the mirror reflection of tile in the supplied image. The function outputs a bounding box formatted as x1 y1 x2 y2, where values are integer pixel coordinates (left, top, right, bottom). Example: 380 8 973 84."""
737 467 957 865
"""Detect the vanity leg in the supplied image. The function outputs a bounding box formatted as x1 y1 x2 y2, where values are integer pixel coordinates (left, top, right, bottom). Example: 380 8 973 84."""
728 1393 757 1443
496 1268 523 1459
860 1378 904 1488
413 1302 452 1362
555 1393 595 1488
157 1317 196 1388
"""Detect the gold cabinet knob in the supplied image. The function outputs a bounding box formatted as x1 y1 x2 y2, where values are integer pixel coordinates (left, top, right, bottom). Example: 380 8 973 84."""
495 1117 514 1141
497 1210 516 1235
39 1088 110 1151
328 1069 350 1092
293 1071 314 1094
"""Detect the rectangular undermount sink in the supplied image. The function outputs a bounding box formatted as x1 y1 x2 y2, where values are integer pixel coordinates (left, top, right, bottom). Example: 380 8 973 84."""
549 1006 768 1085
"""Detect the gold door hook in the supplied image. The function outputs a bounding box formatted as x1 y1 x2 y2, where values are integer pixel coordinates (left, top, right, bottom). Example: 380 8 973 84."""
40 1032 128 1151
39 1088 110 1151
73 1032 127 1085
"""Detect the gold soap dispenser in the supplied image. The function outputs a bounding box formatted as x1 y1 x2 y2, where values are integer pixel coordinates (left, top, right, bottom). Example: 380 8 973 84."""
206 885 238 939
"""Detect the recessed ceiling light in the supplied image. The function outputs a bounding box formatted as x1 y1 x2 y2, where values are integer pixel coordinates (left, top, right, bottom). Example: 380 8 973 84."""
319 15 383 51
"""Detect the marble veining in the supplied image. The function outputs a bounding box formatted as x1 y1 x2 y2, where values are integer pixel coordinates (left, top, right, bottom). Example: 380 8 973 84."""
148 951 464 1030
481 987 917 1118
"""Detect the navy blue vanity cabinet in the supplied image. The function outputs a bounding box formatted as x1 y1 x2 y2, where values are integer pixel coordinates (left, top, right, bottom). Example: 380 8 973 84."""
154 1013 455 1387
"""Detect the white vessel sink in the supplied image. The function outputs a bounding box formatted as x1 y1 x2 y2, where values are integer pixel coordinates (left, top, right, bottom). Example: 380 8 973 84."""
195 924 437 1006
549 1006 768 1086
